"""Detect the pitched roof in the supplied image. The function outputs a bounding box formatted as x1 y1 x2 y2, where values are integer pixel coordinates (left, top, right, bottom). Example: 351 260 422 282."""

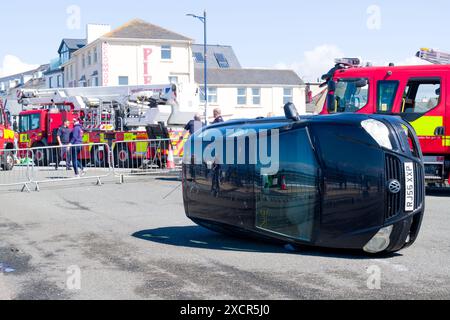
58 39 87 53
103 19 192 41
192 44 242 69
195 68 304 86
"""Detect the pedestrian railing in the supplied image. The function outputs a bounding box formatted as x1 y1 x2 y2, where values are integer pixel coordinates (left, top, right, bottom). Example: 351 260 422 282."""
0 147 33 192
29 143 113 191
0 138 187 192
112 139 183 183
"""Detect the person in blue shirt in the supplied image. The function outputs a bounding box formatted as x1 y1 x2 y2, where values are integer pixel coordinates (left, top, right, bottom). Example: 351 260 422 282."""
69 120 85 177
55 120 72 170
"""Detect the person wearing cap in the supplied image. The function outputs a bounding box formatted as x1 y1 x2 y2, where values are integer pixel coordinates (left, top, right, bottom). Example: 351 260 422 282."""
69 119 85 177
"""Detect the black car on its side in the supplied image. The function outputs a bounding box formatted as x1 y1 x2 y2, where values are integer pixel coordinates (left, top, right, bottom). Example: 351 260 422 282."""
182 105 425 254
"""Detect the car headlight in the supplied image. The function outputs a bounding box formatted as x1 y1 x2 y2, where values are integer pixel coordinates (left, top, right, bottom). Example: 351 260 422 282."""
363 225 394 253
361 119 393 150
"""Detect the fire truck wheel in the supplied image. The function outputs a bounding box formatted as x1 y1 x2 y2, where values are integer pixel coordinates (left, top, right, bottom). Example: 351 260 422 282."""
114 145 130 168
91 146 109 168
32 143 49 167
1 150 14 171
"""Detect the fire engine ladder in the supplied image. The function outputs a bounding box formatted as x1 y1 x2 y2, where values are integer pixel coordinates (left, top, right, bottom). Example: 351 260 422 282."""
416 48 450 65
83 100 117 131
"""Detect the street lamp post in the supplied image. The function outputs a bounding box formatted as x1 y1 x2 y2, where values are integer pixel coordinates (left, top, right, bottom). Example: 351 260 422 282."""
187 10 208 125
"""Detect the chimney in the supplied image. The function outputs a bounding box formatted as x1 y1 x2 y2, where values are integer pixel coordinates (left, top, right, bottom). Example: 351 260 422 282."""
86 24 111 44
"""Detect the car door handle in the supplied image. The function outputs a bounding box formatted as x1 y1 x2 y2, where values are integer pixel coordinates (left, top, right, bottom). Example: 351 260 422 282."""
434 126 445 136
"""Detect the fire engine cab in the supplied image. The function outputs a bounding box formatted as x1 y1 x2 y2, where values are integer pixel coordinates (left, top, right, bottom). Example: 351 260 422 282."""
16 84 199 167
320 50 450 185
0 98 16 171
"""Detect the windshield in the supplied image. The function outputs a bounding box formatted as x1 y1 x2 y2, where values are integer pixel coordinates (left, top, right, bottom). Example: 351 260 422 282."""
19 114 41 133
328 78 369 113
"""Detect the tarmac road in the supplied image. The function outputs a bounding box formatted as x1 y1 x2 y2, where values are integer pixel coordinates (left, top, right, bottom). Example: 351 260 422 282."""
0 177 449 300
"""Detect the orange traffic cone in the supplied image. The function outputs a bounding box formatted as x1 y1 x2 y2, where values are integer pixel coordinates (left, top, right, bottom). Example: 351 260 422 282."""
166 145 176 169
280 176 287 191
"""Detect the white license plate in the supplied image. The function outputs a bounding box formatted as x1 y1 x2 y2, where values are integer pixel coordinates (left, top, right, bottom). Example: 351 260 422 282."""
98 146 104 151
404 162 415 212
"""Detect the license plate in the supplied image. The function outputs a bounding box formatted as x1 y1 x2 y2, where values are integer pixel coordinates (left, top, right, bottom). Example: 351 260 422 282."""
404 162 415 212
98 146 104 151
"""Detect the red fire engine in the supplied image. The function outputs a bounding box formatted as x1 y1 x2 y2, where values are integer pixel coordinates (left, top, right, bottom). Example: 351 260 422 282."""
16 84 197 168
0 98 16 171
320 49 450 185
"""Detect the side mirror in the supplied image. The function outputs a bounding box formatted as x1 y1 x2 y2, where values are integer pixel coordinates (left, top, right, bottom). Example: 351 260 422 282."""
284 103 300 121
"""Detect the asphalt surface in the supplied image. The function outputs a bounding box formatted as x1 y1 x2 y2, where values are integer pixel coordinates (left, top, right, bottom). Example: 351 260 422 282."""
0 175 449 300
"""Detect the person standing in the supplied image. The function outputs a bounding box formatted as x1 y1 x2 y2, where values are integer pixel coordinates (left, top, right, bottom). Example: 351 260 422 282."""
212 108 224 124
55 120 72 170
69 120 85 177
182 114 204 136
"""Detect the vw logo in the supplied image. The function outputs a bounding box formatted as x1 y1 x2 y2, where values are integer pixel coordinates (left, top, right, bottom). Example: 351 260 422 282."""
388 179 402 194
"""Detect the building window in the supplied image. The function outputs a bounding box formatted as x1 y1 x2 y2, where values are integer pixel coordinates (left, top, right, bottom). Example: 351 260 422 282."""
93 77 99 87
82 54 85 68
193 52 204 63
94 47 98 64
237 88 247 105
57 75 62 87
200 87 218 104
88 51 92 66
161 45 172 60
48 77 53 88
215 53 229 68
118 76 129 86
252 88 261 105
169 76 178 84
283 88 293 105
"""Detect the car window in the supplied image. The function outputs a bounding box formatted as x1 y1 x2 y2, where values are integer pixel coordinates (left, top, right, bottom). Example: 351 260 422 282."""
30 114 41 130
401 78 441 114
329 78 369 113
377 81 399 113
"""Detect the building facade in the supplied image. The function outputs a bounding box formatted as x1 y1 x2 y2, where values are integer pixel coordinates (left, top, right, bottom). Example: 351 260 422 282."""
61 19 306 119
63 19 194 88
195 68 305 119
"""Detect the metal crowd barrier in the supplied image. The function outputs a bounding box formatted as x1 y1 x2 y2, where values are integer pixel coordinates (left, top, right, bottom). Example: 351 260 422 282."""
0 147 34 192
1 138 188 192
29 143 113 191
112 139 183 183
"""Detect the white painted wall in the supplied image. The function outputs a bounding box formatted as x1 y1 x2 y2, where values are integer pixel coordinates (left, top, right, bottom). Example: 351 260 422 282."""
200 85 306 121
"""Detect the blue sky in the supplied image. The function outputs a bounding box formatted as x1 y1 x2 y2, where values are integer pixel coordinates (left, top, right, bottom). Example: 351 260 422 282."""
1 0 449 80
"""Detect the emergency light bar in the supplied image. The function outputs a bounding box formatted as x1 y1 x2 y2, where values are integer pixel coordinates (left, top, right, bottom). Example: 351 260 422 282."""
335 58 361 67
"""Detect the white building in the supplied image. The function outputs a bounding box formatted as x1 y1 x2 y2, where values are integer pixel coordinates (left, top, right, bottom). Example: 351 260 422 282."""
63 19 194 88
195 68 305 119
62 19 306 120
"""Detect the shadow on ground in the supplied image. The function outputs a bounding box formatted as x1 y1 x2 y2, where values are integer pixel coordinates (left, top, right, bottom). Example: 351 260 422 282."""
132 226 401 260
426 187 450 197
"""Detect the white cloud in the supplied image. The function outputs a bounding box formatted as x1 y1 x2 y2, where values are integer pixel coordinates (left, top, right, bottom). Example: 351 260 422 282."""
0 55 39 78
275 44 344 82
